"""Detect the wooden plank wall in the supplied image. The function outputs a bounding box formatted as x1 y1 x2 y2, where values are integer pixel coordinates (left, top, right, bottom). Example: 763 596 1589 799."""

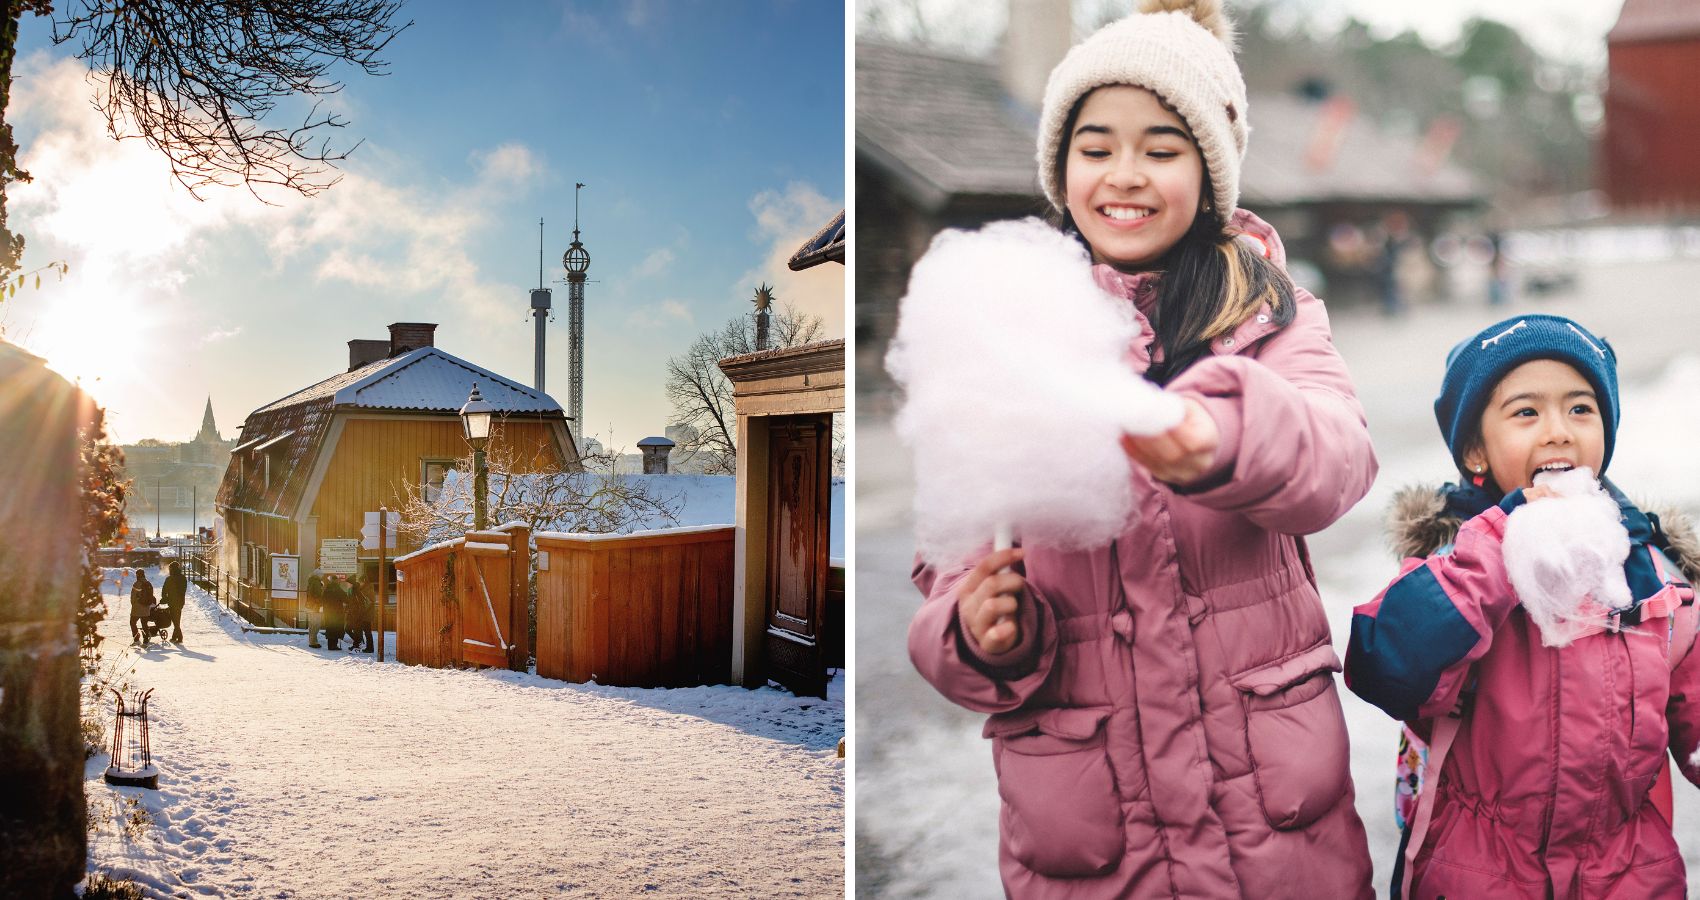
535 528 735 688
395 545 456 668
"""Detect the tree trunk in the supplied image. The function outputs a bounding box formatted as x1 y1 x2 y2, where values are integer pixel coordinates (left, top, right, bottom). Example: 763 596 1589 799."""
0 5 30 279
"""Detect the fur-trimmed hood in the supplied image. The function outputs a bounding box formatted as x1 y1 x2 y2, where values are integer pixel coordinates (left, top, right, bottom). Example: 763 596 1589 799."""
1387 483 1700 584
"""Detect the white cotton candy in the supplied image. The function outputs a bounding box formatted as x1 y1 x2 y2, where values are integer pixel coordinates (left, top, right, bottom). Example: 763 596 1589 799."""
1501 467 1632 648
884 218 1187 567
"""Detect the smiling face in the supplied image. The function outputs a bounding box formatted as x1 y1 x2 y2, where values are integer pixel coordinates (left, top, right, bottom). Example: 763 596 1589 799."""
1063 85 1206 272
1464 359 1607 493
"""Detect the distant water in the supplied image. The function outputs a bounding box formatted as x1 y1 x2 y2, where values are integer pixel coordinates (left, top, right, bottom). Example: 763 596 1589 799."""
125 511 215 540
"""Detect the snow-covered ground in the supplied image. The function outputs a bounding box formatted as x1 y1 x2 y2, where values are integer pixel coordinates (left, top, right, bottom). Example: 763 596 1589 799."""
855 254 1700 897
83 571 844 898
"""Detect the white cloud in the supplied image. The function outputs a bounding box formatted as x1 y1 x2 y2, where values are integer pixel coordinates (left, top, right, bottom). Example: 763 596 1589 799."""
470 143 547 188
200 326 243 344
737 182 844 337
631 247 676 280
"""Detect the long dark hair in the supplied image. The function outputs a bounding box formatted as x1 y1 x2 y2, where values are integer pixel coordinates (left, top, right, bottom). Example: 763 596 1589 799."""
1054 92 1297 384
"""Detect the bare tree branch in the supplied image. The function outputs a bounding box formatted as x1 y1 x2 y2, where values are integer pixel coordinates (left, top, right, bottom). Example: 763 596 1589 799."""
663 304 822 475
51 0 411 201
394 434 683 547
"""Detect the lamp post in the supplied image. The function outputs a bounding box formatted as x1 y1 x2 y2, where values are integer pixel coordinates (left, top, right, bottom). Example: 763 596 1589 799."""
459 384 494 531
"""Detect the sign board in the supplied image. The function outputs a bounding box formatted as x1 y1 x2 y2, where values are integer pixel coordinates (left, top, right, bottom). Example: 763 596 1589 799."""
361 511 397 550
270 554 300 599
319 539 360 575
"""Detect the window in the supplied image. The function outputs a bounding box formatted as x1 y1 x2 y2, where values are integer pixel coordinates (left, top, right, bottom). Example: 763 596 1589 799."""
359 557 399 604
422 459 454 504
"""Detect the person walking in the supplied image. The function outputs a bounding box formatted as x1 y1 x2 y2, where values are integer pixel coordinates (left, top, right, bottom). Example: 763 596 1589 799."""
161 560 188 644
322 573 347 650
347 573 375 653
129 569 157 647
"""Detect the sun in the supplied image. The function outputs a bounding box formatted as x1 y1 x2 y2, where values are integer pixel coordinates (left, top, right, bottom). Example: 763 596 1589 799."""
24 281 155 396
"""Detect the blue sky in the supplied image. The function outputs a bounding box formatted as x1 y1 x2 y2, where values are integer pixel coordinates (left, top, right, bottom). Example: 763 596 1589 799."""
2 0 846 448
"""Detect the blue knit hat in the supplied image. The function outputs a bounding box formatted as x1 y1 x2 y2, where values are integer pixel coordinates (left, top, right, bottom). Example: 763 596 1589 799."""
1434 315 1619 474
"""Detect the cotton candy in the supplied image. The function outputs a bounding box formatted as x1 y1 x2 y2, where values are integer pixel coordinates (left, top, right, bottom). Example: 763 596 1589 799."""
1501 467 1632 648
885 218 1187 567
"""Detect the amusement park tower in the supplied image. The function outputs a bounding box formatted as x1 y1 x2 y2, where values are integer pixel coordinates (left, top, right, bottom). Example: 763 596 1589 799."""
529 219 551 392
561 183 590 447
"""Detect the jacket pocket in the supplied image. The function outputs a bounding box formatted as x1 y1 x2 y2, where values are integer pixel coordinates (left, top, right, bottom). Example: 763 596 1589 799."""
1230 643 1350 831
984 706 1122 877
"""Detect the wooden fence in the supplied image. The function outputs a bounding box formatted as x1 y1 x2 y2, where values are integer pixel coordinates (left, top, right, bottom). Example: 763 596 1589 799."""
394 525 530 671
534 526 735 688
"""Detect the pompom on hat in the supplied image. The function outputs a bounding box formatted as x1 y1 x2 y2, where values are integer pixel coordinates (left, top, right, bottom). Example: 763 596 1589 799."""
1036 0 1249 219
1434 314 1621 476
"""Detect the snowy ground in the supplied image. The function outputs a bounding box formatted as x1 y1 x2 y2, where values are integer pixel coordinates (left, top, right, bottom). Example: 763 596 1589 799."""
855 254 1700 897
82 572 844 898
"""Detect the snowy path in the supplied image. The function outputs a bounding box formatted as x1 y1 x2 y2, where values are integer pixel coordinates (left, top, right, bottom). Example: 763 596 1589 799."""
85 574 844 898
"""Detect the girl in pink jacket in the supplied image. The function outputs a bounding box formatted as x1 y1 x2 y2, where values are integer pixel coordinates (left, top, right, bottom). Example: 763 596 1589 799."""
1346 315 1700 898
905 1 1377 896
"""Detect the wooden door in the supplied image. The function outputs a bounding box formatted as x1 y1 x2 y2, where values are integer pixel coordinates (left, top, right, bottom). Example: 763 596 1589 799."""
763 415 831 698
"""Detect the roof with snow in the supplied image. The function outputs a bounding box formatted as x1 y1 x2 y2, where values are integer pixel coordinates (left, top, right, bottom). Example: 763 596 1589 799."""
787 210 846 270
218 346 567 520
255 347 562 415
1610 0 1700 43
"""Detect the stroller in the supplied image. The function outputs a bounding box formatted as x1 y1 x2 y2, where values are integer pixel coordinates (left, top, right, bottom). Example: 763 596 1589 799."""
144 602 169 645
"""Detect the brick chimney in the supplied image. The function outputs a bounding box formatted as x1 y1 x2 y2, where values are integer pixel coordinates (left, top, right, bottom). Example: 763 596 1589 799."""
388 322 438 355
347 339 390 372
1002 0 1073 112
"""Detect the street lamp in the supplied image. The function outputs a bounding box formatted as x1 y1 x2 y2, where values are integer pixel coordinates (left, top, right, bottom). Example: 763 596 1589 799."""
459 384 494 530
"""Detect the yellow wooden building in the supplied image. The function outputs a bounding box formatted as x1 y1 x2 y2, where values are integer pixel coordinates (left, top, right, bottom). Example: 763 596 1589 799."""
214 323 578 624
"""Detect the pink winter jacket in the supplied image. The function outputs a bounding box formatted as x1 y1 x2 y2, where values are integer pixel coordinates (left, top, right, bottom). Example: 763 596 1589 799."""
909 212 1377 898
1347 485 1700 898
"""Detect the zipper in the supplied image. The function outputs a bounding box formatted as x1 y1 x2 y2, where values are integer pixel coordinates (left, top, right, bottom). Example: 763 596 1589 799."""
1624 631 1636 747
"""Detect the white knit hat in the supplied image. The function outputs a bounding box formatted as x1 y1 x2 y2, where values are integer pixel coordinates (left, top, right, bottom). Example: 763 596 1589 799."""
1036 0 1249 219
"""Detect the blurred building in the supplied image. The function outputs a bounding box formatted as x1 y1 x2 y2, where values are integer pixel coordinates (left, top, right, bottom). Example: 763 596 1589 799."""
1601 0 1700 211
119 398 234 534
857 6 1485 392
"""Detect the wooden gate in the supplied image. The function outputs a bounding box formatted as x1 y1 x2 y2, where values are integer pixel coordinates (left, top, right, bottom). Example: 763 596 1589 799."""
762 414 831 697
457 531 518 668
394 526 529 671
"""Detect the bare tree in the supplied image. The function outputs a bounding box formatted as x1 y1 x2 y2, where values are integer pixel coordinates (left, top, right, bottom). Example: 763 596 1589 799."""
394 439 682 546
0 0 410 282
53 0 410 199
663 304 822 475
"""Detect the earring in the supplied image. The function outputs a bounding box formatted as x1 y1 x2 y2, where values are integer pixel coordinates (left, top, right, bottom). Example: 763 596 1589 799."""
1472 464 1484 473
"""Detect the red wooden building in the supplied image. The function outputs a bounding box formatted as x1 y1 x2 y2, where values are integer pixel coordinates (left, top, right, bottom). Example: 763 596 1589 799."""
1602 0 1700 211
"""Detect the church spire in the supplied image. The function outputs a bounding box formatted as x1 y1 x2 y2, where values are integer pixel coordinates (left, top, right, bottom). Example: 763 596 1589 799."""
196 397 219 443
